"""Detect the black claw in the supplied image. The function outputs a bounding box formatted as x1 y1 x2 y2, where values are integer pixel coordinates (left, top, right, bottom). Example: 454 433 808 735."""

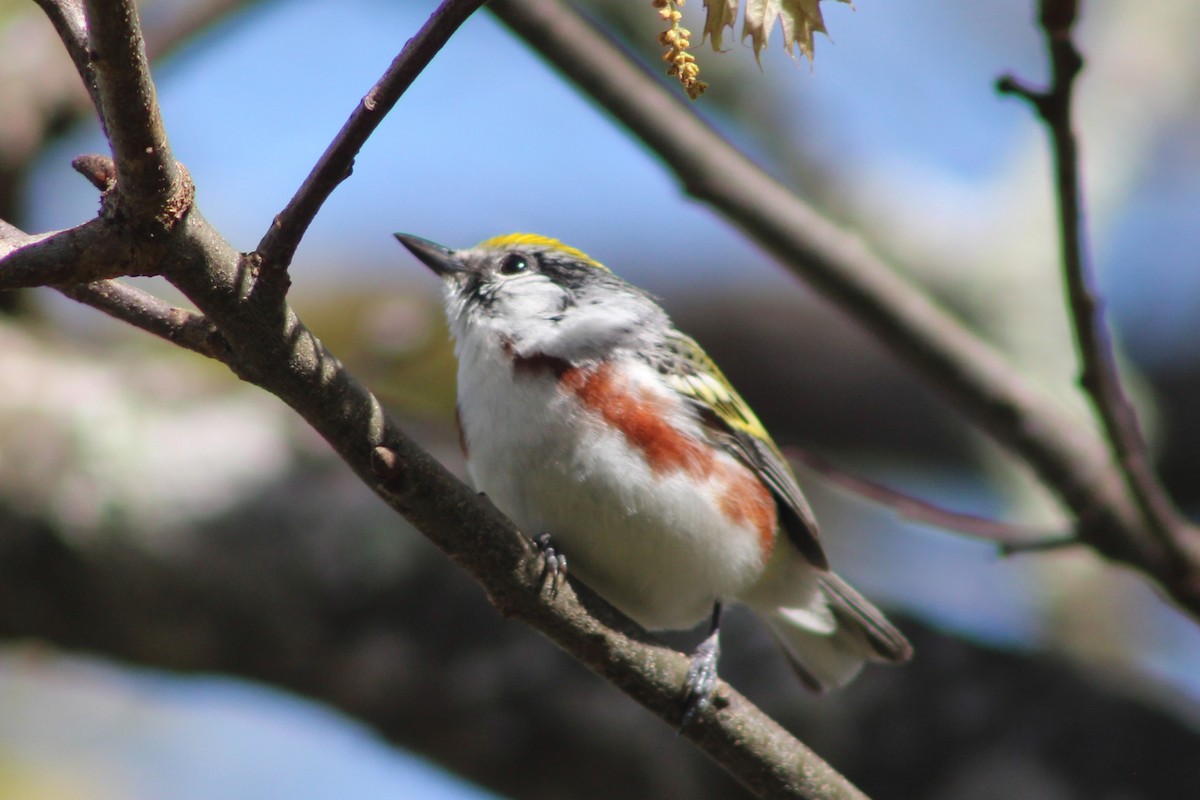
534 533 567 597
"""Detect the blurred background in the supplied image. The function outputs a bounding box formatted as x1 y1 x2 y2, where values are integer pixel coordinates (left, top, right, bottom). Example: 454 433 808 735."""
2 0 1200 797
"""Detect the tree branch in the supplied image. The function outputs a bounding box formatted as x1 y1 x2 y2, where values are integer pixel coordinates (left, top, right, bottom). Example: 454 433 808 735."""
83 0 190 227
488 0 1200 616
252 0 490 279
9 0 1198 794
997 0 1197 582
0 218 163 289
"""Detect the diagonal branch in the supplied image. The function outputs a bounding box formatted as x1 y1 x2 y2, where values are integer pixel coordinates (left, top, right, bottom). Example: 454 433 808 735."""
8 0 1195 793
997 0 1195 576
488 0 1200 616
253 0 490 278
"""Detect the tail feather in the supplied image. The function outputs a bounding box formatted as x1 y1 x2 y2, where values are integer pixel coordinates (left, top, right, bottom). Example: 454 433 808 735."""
763 572 911 693
819 573 913 663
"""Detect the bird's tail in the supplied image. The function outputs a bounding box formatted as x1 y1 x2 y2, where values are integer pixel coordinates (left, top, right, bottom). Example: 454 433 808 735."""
762 572 912 692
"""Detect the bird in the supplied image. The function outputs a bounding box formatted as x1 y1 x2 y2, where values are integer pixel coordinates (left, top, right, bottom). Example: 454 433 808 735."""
395 231 911 721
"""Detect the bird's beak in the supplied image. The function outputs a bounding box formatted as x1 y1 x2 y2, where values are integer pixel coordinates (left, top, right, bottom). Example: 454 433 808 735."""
394 233 465 277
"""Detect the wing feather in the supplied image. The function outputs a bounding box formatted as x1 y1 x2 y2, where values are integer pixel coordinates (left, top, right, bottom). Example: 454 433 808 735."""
658 333 827 569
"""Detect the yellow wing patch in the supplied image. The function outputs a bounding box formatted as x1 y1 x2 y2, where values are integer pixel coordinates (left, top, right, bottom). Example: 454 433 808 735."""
670 371 771 443
476 233 609 271
665 337 773 445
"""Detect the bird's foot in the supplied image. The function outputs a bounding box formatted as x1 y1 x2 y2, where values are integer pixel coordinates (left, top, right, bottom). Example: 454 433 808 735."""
534 532 568 597
680 628 721 729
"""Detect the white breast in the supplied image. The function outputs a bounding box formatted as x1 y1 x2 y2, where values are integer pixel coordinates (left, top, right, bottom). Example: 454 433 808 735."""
455 334 773 631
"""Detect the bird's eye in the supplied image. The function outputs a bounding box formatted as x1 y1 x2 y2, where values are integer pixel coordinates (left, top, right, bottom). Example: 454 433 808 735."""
499 254 529 276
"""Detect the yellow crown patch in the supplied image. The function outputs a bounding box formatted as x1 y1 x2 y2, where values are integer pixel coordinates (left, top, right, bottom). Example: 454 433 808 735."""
476 233 609 272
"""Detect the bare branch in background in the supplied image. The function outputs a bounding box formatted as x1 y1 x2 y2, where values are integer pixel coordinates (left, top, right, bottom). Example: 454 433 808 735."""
143 0 266 62
997 0 1200 585
786 448 1078 554
2 0 265 202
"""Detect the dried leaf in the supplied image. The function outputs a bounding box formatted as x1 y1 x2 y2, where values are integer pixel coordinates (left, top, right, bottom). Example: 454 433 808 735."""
742 0 847 63
701 0 738 50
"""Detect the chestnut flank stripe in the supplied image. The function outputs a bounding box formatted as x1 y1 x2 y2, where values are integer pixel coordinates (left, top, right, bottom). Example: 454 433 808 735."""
719 466 777 560
561 363 715 478
561 363 776 561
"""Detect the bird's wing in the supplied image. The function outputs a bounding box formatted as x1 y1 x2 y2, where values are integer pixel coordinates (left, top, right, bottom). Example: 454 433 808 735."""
657 332 827 569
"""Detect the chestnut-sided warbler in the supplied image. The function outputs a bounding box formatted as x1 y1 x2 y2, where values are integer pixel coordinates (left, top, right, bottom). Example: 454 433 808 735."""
396 232 911 717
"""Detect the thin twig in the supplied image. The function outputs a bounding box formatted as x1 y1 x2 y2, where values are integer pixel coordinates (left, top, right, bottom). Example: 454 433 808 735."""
786 448 1076 555
59 279 232 363
253 0 489 278
83 0 189 225
487 0 1200 602
32 0 106 131
997 0 1194 574
72 153 118 192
